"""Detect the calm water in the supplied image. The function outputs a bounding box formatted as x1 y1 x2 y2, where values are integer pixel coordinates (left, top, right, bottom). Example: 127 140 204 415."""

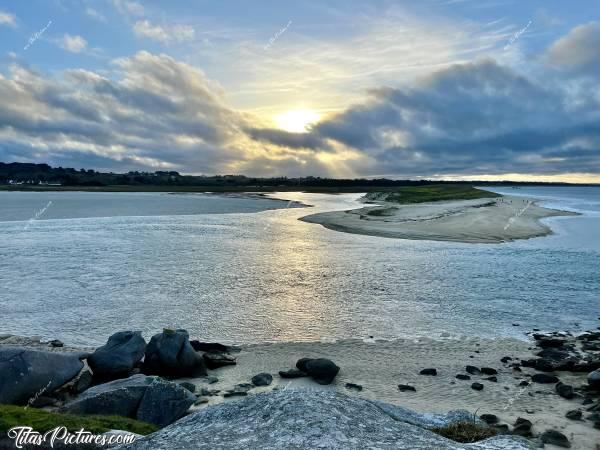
0 187 598 346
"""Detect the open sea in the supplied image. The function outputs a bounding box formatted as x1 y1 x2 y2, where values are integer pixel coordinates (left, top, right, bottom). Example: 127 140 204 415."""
0 186 598 346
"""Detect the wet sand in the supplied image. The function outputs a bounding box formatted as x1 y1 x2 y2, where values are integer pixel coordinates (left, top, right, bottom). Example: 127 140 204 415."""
300 195 577 243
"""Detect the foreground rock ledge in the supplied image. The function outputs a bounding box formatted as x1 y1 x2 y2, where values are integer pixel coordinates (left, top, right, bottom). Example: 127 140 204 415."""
114 390 530 450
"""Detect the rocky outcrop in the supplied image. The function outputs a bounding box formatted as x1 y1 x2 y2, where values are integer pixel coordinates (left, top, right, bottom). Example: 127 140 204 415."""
0 347 86 405
61 374 195 427
88 331 146 379
116 390 530 450
143 329 206 377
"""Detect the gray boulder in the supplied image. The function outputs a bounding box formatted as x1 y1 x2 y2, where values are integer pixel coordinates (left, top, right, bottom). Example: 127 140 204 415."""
61 374 154 417
137 378 196 427
143 329 206 377
115 390 530 450
88 331 146 379
588 369 600 390
251 373 273 387
0 347 85 405
295 358 339 385
61 374 195 427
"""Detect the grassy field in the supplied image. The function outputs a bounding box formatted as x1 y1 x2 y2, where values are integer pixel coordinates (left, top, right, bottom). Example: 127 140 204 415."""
364 185 500 204
0 404 158 435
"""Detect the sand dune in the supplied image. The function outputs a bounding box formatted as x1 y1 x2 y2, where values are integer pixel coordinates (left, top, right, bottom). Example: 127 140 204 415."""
300 195 577 243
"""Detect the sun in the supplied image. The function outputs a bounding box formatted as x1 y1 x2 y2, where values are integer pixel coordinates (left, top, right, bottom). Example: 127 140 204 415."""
274 109 321 133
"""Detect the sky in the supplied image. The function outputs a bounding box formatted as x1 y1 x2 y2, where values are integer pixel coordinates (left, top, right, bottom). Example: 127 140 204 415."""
0 0 599 181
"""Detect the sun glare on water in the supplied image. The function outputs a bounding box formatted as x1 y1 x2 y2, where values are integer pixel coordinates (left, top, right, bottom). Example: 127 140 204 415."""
275 109 321 133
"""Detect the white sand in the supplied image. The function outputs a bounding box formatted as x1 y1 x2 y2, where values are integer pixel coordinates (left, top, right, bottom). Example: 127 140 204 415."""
300 195 577 243
186 337 596 450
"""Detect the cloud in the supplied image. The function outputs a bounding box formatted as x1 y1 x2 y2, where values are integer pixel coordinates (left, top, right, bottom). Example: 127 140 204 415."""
251 57 600 177
112 0 144 16
0 51 344 176
85 7 106 23
544 21 600 77
0 9 16 27
133 20 195 43
59 34 88 53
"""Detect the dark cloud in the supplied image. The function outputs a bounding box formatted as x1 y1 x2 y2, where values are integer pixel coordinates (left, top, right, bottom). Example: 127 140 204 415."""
544 21 600 77
251 57 600 177
2 23 600 178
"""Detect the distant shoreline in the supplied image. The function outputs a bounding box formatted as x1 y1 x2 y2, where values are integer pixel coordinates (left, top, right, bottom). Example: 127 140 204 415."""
300 195 578 244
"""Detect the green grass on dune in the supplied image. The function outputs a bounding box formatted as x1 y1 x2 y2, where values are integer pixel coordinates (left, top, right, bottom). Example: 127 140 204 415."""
0 404 158 435
365 185 500 204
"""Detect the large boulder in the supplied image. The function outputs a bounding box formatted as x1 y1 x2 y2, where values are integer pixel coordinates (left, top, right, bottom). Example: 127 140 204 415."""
60 374 154 417
117 390 531 450
61 374 195 427
0 347 85 405
88 331 146 379
143 329 206 377
137 378 197 427
295 358 339 385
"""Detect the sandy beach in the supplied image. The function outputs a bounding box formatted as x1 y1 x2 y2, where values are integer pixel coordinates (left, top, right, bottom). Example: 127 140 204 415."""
3 330 599 449
300 195 577 243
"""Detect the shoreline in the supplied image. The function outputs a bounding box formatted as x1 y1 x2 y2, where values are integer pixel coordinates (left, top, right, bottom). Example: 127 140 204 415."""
300 195 578 243
2 329 599 449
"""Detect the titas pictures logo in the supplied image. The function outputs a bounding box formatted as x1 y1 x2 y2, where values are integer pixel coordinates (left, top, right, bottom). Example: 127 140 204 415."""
7 426 139 448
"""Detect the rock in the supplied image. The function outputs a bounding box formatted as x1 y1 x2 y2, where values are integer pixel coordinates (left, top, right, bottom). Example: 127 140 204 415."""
480 367 497 375
345 382 362 391
251 373 273 387
295 358 340 385
73 369 93 394
61 374 155 417
398 384 416 392
0 347 85 405
501 357 512 363
471 382 484 391
493 424 510 434
456 374 471 380
419 368 437 376
200 388 220 396
565 410 582 420
136 378 196 427
588 369 600 390
480 414 498 424
190 341 236 353
61 374 194 427
117 390 532 450
536 337 567 349
518 381 529 387
531 373 559 384
485 376 498 382
194 397 209 405
224 383 253 397
88 331 146 379
555 382 575 399
540 429 571 448
48 339 64 348
511 418 532 437
143 329 207 377
466 365 481 375
204 375 219 384
278 369 308 379
203 352 236 369
179 382 196 393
